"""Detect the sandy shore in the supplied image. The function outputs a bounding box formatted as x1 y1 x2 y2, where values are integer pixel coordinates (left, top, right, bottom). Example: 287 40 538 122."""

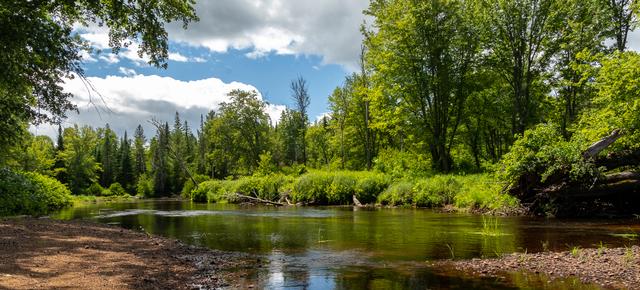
0 218 254 289
439 245 640 289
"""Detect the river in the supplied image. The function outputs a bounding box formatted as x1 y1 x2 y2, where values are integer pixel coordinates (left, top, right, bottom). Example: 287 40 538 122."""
53 200 640 289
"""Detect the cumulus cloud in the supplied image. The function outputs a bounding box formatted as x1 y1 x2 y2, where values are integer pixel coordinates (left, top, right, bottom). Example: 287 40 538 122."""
164 0 370 70
118 67 137 76
32 74 285 139
74 1 369 69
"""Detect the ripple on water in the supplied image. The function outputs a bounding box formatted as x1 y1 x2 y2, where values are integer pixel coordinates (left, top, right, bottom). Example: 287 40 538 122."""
95 208 341 219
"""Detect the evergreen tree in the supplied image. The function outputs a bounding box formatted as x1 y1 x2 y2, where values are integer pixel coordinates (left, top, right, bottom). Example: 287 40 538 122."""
133 124 146 179
117 131 134 192
99 124 118 187
152 122 170 196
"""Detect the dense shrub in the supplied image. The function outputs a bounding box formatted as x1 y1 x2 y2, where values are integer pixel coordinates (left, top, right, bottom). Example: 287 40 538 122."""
454 174 519 211
0 168 72 216
85 183 104 196
180 174 209 199
136 174 154 197
377 181 414 206
102 182 128 196
354 173 391 204
373 148 431 179
498 124 597 186
290 172 333 204
413 175 461 207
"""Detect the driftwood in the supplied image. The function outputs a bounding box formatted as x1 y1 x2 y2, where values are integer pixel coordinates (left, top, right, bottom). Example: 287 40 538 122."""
582 129 622 158
233 193 285 206
352 195 363 207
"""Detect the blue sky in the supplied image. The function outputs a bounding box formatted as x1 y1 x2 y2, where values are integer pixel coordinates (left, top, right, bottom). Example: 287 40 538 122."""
82 43 348 121
31 0 372 138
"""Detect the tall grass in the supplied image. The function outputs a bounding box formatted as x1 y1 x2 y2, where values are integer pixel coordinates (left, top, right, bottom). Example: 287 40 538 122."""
186 170 519 212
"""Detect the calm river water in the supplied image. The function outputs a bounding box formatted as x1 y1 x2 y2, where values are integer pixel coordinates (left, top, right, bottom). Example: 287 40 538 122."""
53 200 640 289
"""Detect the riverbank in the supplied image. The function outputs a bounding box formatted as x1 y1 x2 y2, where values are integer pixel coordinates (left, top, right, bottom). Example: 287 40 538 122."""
439 246 640 289
0 218 255 289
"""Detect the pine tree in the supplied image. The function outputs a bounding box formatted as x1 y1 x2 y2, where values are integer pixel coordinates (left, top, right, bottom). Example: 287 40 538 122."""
117 131 134 192
133 125 146 180
99 124 118 187
152 122 170 196
170 112 185 192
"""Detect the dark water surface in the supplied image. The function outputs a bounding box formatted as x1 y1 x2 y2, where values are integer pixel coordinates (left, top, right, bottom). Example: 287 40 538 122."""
53 200 640 289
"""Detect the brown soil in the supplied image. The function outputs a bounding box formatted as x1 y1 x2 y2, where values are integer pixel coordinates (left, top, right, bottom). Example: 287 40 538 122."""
0 218 255 289
439 246 640 289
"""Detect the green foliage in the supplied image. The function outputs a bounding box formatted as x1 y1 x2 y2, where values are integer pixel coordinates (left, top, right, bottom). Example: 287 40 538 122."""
354 173 391 204
85 183 104 196
577 52 640 149
291 172 334 204
58 125 100 195
101 183 128 197
498 123 600 186
180 174 209 199
413 176 461 207
454 175 519 211
373 148 431 179
255 152 277 176
136 173 154 197
377 181 414 206
0 0 197 152
0 168 72 216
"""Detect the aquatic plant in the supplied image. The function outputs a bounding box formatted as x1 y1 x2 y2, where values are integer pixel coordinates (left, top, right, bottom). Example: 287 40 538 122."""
480 216 505 237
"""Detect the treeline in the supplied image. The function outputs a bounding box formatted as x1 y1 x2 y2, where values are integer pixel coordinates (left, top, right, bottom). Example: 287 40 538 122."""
1 0 639 215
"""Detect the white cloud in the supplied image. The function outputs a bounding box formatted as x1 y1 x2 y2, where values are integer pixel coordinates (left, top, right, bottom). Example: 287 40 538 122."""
168 52 189 62
165 0 370 70
315 112 331 123
118 67 137 76
34 74 285 138
99 53 120 64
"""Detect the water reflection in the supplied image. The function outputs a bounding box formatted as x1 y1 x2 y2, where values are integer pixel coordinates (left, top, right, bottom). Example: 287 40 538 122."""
53 201 638 289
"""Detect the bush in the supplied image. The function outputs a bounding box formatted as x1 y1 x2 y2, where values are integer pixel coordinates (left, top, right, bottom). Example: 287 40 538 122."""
354 173 391 204
190 180 227 203
102 182 128 196
328 174 357 204
413 175 461 207
85 183 104 196
377 181 414 206
291 172 334 204
0 168 72 216
181 174 209 199
454 174 519 212
373 148 431 179
136 174 154 197
498 123 597 186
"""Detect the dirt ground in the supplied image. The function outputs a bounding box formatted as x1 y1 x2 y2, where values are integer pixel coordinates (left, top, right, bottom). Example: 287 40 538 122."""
0 218 254 289
439 245 640 289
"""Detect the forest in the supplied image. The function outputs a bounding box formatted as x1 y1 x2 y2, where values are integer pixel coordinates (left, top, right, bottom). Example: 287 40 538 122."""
1 0 640 218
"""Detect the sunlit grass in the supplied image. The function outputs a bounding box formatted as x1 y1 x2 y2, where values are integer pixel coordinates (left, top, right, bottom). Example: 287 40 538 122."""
477 216 509 237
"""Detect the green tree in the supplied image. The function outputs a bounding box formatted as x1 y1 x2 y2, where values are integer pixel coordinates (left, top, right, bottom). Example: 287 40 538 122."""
365 0 481 172
59 125 99 194
11 135 56 175
290 77 310 164
98 124 118 187
151 122 171 196
117 131 134 192
0 0 197 152
133 124 146 180
482 0 564 135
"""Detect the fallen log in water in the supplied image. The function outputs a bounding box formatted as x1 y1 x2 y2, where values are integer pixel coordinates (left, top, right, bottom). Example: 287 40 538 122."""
233 193 285 206
510 129 640 215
